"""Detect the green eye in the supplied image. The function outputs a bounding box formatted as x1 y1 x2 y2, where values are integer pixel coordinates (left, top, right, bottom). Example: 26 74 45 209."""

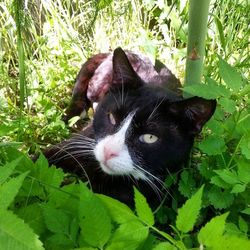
139 134 158 144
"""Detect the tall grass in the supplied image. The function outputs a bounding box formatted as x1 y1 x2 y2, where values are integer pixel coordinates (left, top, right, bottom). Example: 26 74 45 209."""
0 0 249 148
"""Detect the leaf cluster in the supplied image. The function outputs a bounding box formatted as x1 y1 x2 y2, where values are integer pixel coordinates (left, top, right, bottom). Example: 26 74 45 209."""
1 147 250 249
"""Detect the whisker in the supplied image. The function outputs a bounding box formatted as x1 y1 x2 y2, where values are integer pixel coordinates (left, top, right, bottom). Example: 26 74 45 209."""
48 145 93 191
147 96 166 122
133 163 175 201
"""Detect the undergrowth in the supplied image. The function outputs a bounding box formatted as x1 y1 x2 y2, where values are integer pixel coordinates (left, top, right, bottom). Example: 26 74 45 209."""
0 0 249 249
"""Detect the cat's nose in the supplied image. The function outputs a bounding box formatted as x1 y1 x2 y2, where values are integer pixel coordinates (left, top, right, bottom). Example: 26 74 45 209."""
103 145 118 163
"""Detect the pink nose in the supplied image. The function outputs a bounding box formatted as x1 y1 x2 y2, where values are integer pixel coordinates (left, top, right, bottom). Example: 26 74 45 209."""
103 146 118 163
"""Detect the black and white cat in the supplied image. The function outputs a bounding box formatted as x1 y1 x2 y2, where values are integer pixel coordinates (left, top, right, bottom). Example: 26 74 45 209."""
43 48 216 207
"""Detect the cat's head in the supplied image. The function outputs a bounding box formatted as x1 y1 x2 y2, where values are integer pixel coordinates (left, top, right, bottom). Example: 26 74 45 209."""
93 47 216 181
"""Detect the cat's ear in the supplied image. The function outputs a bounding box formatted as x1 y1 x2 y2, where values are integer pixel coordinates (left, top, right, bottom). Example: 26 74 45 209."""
169 97 216 135
112 47 142 88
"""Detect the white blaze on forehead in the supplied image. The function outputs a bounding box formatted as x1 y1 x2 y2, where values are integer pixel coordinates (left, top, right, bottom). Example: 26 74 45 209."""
94 112 147 180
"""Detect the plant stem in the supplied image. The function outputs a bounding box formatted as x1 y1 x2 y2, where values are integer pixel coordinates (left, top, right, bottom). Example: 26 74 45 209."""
14 0 26 111
184 0 211 94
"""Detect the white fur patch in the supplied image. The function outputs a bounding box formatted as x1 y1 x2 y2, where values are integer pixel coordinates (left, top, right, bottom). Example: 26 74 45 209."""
94 112 146 180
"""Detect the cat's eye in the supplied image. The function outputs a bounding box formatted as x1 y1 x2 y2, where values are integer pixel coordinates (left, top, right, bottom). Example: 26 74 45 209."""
108 112 116 125
139 134 158 144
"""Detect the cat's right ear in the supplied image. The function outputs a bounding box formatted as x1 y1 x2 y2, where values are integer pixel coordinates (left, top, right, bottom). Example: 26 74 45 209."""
112 47 142 88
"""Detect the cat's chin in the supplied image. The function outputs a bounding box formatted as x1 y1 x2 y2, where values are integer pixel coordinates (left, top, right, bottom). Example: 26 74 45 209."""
99 160 147 180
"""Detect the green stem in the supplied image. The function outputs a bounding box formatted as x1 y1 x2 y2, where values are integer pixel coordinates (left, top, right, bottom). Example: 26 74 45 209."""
14 0 26 111
184 0 211 96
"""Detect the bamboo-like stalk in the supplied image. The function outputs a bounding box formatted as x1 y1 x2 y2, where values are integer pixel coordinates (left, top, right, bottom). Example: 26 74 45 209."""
13 0 26 111
184 0 211 91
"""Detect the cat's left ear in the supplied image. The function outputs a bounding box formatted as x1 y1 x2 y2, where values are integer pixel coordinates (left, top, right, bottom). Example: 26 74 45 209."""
112 47 142 88
169 97 216 135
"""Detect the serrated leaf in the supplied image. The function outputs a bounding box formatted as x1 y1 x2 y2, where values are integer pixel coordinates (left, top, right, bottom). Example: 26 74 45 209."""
34 154 64 191
215 235 250 250
210 176 231 189
97 194 136 224
214 169 238 185
240 134 250 159
106 221 148 250
176 186 204 233
3 147 34 172
198 161 215 180
45 233 74 249
79 183 111 248
198 213 229 247
237 159 250 184
47 183 80 214
17 203 46 235
0 209 44 250
134 187 154 226
219 57 242 91
0 157 21 184
218 97 236 113
0 171 29 210
198 135 226 155
208 186 234 209
42 206 70 234
236 112 250 134
23 155 64 199
183 84 220 99
178 170 196 198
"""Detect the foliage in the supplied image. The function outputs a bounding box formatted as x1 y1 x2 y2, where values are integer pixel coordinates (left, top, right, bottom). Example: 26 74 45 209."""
1 149 250 249
0 0 249 248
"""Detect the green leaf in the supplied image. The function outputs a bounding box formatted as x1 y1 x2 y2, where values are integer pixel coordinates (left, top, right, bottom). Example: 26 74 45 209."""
214 169 238 185
239 134 250 159
34 154 64 191
0 157 21 184
134 187 154 226
219 57 242 91
241 208 250 215
183 79 230 99
231 184 246 193
152 242 177 250
0 209 44 250
42 206 70 234
210 176 231 189
208 186 234 209
106 221 148 250
23 155 64 198
198 213 229 247
198 160 215 180
218 97 236 113
178 170 196 198
0 171 29 210
97 194 136 224
45 233 74 250
237 159 250 184
238 216 248 234
198 135 226 155
79 183 111 248
183 84 220 99
47 183 80 214
176 185 204 233
215 235 250 250
17 203 46 235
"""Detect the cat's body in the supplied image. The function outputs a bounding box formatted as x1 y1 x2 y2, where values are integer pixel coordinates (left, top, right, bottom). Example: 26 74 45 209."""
43 48 216 207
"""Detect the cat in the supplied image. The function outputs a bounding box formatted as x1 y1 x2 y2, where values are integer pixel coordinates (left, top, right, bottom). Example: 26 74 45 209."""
43 47 216 207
